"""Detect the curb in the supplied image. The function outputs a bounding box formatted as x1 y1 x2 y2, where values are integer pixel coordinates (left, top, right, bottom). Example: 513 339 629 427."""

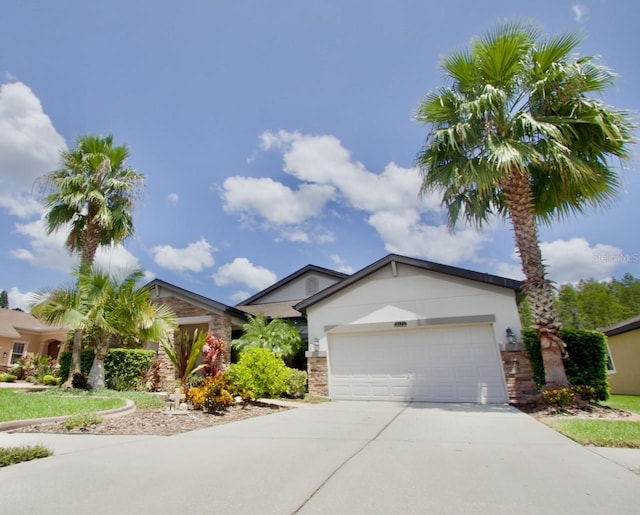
0 399 136 432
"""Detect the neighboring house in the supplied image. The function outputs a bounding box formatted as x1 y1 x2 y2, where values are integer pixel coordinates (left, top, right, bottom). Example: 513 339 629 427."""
236 264 348 345
295 254 522 404
0 309 68 372
145 279 248 366
602 315 640 395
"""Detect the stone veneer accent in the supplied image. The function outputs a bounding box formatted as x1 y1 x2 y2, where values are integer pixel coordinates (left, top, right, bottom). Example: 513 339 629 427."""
306 352 328 397
501 350 539 408
153 296 235 386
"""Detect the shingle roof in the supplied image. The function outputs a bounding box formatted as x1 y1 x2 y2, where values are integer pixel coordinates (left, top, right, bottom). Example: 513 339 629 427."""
0 309 68 339
601 314 640 337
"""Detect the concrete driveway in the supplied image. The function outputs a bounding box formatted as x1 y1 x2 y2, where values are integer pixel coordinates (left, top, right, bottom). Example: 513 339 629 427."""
1 402 639 514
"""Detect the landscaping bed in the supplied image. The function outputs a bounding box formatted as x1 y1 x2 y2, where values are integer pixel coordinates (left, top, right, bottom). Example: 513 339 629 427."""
12 402 288 436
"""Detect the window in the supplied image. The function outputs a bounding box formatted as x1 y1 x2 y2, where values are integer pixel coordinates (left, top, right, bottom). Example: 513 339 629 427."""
305 277 319 296
605 343 616 374
10 342 26 365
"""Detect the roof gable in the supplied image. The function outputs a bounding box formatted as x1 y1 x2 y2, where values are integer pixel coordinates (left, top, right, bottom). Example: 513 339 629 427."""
295 254 522 313
145 279 247 320
237 264 348 306
0 309 67 339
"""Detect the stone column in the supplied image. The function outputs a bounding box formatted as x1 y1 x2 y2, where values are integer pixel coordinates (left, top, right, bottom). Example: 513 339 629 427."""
157 333 177 389
209 314 232 370
306 351 328 397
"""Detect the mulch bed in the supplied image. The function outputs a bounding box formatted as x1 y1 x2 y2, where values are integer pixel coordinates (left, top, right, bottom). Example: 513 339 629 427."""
523 402 640 422
12 403 287 436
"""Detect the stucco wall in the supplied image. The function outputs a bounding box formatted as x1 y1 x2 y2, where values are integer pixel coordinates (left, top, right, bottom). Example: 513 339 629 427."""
256 274 342 303
608 329 640 395
306 262 521 351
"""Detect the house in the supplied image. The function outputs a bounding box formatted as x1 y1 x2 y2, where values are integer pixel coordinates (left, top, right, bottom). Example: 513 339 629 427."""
602 314 640 395
295 254 522 403
0 309 69 372
145 279 248 367
148 253 524 404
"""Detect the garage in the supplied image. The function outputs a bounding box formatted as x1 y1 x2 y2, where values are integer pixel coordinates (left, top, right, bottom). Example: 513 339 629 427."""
328 323 507 403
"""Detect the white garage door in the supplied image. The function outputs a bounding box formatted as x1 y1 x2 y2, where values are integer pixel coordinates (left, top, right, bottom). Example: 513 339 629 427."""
328 324 506 403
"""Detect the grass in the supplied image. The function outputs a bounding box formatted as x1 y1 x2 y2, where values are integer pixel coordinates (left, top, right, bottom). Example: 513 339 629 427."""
0 445 52 467
0 388 163 423
601 394 640 415
543 418 640 448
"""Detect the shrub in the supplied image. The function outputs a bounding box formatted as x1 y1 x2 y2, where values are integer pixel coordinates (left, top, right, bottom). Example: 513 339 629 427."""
284 369 307 398
573 384 599 403
140 358 162 392
523 328 609 401
187 373 235 413
42 375 58 386
63 411 103 430
104 349 155 391
26 375 37 383
59 349 94 381
226 348 290 398
541 387 575 409
0 445 52 468
71 372 89 390
0 373 17 383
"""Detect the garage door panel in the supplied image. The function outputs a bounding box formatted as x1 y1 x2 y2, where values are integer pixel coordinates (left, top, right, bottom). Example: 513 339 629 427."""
328 324 507 403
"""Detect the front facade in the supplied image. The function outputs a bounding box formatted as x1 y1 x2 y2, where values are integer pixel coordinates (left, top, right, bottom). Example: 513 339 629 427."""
603 315 640 395
297 255 522 404
0 309 68 371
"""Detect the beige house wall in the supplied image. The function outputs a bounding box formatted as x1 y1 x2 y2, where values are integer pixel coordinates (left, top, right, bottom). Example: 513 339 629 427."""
0 332 64 371
608 329 640 395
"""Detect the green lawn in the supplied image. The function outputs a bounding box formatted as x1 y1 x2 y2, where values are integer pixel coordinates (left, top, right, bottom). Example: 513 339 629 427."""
543 418 640 448
0 389 130 422
601 394 640 415
542 395 640 448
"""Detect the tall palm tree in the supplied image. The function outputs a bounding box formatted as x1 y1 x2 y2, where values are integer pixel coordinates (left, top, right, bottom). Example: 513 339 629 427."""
32 267 177 389
415 22 633 387
39 134 144 384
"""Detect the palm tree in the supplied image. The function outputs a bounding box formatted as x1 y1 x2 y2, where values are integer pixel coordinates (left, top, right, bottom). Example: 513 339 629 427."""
39 134 144 384
32 267 177 389
415 22 633 387
231 314 301 364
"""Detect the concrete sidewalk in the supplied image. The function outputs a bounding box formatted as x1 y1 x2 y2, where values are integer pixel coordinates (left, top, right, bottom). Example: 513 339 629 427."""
1 402 639 514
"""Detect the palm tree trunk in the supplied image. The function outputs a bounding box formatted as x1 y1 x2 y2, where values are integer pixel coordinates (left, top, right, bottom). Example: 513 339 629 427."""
504 171 569 387
62 329 83 388
88 336 112 389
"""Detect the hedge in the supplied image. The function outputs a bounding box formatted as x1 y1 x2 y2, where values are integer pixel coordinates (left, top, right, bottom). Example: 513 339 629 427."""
523 328 609 401
59 348 155 390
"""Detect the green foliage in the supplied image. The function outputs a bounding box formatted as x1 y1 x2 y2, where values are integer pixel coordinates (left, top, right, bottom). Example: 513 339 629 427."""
104 348 155 391
284 369 307 398
524 328 609 400
0 290 8 309
517 296 534 329
232 314 302 364
63 411 103 430
557 275 640 330
541 387 574 409
226 348 292 399
140 358 162 392
544 418 640 448
59 348 154 390
161 329 208 390
59 349 94 381
0 373 17 382
42 375 58 386
0 445 52 468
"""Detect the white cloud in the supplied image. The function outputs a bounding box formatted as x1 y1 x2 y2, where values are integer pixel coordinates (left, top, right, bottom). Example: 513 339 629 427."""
167 193 179 204
151 238 215 273
367 209 488 264
0 192 43 218
212 257 277 291
0 81 66 217
7 287 34 312
541 238 622 283
231 290 251 303
496 237 624 284
11 217 75 271
330 254 354 274
94 245 143 273
571 4 588 23
222 176 335 225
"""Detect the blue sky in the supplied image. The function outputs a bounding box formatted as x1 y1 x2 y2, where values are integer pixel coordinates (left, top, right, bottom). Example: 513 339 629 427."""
1 0 638 311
